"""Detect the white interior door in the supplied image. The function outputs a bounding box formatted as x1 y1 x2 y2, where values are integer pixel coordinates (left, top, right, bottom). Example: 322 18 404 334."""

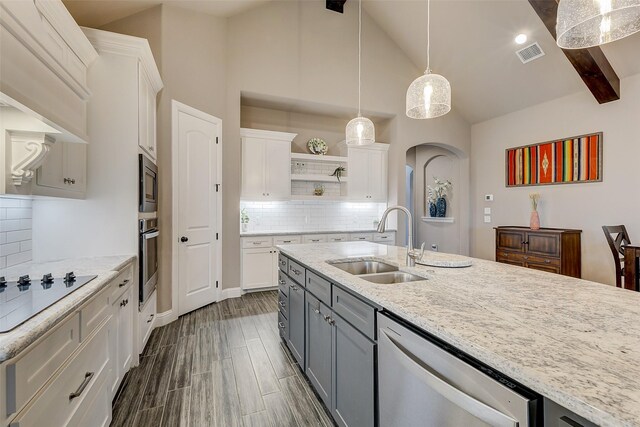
174 101 222 316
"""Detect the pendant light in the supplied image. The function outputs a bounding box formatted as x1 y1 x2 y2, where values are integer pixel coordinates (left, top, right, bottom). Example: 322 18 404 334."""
346 0 375 146
406 0 451 119
557 0 640 49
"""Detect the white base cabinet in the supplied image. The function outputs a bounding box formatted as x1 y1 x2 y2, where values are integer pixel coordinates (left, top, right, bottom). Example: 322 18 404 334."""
139 289 157 352
0 261 136 427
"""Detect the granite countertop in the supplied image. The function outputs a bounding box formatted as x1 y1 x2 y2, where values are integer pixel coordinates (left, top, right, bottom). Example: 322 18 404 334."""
0 255 136 363
240 228 396 237
276 242 640 427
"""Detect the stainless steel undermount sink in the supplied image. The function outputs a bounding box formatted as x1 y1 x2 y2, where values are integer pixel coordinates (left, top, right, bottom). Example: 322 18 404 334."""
328 260 427 284
359 271 425 284
329 260 398 275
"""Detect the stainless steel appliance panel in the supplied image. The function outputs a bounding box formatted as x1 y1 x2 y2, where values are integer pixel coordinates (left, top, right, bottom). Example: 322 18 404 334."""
139 218 159 307
139 154 158 213
378 313 539 427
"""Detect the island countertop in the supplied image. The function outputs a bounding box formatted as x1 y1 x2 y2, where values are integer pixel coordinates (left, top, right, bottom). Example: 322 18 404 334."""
276 242 640 427
0 255 136 363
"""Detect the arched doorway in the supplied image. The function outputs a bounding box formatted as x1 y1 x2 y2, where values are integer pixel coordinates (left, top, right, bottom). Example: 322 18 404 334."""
405 143 469 255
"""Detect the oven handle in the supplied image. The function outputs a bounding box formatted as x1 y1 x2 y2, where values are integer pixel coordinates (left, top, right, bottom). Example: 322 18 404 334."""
143 231 159 239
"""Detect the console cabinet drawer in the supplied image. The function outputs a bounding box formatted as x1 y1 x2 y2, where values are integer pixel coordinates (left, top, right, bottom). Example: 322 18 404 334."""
332 286 376 340
278 253 289 272
288 259 306 286
242 237 273 249
80 287 111 341
110 264 133 302
9 321 111 427
306 270 331 307
5 313 81 416
278 289 289 319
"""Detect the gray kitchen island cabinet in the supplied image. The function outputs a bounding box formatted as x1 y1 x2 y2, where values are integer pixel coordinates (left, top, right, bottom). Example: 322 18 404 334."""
287 273 306 369
332 312 376 427
305 293 333 408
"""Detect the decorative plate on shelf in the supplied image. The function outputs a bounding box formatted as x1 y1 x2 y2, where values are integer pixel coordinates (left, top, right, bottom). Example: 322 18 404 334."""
307 138 328 155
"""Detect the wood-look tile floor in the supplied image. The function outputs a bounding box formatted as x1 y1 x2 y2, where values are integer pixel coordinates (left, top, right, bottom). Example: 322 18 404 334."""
111 291 334 427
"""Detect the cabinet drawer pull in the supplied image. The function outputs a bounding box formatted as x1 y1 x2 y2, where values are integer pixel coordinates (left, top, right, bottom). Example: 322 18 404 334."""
252 242 263 245
544 259 551 264
289 285 299 291
291 268 301 275
278 322 285 329
282 240 292 243
314 308 320 314
279 301 286 307
147 314 154 323
279 260 286 266
328 318 335 325
278 279 286 285
323 314 331 322
69 372 94 401
119 279 130 288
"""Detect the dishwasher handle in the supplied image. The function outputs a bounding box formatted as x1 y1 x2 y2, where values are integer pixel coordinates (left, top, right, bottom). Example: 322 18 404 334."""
380 330 519 427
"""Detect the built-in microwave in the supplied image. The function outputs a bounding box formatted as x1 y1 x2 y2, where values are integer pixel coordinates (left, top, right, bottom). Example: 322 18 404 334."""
139 154 158 213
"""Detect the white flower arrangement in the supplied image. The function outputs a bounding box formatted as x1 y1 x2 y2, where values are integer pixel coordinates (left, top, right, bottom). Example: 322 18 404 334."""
427 177 452 203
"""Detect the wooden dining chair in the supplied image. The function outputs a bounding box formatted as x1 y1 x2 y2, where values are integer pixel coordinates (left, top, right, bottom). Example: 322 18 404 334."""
602 225 631 287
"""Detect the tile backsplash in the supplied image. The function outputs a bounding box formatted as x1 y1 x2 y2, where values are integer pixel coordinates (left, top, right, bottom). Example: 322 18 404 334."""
240 201 387 233
0 198 33 268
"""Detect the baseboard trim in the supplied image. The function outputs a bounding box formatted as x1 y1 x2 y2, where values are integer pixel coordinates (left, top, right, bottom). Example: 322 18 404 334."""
155 309 178 326
220 287 243 300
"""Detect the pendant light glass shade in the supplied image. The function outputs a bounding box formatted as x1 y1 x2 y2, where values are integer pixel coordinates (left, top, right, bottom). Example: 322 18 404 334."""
406 70 451 119
557 0 640 49
346 115 376 145
346 0 375 146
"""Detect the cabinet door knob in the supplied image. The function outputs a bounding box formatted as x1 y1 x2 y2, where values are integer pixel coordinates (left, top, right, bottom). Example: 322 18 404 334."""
314 308 320 314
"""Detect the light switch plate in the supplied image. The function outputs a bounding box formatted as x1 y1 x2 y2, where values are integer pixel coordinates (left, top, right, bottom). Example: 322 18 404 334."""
485 194 494 201
484 215 491 223
484 207 491 215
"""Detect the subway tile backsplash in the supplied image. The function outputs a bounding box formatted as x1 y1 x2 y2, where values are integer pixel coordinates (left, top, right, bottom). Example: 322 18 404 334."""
240 201 387 233
0 198 33 268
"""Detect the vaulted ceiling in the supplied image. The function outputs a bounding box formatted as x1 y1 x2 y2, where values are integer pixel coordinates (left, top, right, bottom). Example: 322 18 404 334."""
64 0 640 124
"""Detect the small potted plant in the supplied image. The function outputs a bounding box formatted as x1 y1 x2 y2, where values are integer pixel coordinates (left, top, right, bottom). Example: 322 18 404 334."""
427 177 452 218
529 193 540 230
240 208 250 232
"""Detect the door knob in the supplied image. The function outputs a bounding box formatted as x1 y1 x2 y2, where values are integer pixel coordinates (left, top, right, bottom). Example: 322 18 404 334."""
180 236 188 242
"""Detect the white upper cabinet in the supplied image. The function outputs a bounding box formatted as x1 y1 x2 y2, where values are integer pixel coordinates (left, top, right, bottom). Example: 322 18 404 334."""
34 140 87 197
241 128 296 200
0 0 98 142
138 64 158 160
344 143 389 202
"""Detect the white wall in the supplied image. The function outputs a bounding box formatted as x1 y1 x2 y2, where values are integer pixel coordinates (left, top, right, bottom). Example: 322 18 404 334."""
31 52 140 261
0 197 32 268
470 72 640 286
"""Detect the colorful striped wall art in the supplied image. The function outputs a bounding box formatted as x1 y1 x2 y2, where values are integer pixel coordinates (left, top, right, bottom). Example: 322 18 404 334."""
505 132 602 187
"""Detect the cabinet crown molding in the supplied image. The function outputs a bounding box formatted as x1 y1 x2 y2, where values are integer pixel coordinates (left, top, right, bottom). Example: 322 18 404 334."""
10 131 55 186
81 27 163 94
240 128 297 142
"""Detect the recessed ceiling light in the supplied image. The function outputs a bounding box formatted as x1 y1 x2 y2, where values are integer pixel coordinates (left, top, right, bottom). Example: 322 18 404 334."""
515 34 528 45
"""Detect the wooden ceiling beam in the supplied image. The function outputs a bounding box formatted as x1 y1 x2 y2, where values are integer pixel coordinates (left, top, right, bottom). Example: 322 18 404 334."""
528 0 620 103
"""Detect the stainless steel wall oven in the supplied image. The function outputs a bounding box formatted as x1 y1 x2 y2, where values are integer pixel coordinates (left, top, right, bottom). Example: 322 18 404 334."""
139 218 159 308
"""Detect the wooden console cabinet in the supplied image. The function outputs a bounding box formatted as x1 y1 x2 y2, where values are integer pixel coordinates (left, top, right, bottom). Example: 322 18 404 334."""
495 226 582 278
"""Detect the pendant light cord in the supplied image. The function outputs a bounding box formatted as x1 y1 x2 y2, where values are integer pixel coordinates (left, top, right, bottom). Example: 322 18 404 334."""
426 0 431 72
358 0 362 116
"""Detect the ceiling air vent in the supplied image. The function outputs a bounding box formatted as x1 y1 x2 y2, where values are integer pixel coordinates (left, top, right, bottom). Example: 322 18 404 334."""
516 42 545 64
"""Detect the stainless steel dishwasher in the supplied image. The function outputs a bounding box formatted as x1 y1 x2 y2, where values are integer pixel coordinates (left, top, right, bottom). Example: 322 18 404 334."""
378 313 541 427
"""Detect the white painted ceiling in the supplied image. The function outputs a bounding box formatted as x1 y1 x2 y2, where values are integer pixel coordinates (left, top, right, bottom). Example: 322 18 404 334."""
64 0 640 124
63 0 273 28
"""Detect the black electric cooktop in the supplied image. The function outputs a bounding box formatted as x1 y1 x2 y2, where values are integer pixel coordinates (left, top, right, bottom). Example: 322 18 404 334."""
0 273 97 333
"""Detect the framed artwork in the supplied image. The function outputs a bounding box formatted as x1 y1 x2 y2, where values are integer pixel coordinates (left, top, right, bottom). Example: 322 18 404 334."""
505 132 603 187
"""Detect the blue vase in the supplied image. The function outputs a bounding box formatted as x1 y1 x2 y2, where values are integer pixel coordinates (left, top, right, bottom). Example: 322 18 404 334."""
436 197 447 217
429 202 437 217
